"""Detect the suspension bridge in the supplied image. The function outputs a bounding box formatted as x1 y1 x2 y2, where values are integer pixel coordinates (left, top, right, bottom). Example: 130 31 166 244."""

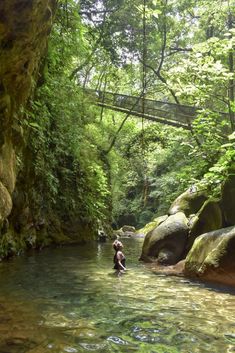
85 89 201 130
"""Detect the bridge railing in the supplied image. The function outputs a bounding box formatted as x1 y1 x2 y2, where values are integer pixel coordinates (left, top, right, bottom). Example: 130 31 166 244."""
86 89 197 124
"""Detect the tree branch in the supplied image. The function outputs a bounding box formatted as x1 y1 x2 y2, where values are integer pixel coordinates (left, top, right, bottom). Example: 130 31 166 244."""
104 91 146 155
70 9 108 80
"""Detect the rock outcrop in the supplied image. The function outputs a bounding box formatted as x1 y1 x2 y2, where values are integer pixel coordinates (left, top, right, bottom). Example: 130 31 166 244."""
184 226 235 287
168 187 208 217
136 215 168 238
186 199 222 252
140 212 189 264
221 173 235 226
140 173 235 287
140 186 211 265
0 0 56 255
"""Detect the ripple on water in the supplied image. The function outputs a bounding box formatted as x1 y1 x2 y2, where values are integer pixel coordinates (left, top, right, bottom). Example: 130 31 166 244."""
224 333 235 344
0 240 235 353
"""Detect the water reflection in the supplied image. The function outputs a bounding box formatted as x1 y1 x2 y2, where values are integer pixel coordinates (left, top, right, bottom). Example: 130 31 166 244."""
0 238 234 352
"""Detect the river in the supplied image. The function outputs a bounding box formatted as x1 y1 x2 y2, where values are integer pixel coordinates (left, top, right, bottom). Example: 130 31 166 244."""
0 237 234 353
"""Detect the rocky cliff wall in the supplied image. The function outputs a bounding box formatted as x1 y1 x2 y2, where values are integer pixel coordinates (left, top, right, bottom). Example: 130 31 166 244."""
0 0 56 239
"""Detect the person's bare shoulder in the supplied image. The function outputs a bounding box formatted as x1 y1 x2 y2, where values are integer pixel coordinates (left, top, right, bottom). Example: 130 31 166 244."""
116 250 124 260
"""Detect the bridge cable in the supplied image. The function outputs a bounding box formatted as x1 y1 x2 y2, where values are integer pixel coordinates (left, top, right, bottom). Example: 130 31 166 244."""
100 74 108 122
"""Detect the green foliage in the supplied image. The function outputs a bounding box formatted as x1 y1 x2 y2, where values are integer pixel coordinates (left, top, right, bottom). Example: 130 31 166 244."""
27 74 111 229
18 0 235 236
51 0 235 229
198 132 235 197
15 2 115 240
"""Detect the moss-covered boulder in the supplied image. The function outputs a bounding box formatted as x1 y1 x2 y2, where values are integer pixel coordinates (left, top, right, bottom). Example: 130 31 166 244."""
168 187 208 217
186 199 222 253
140 212 189 265
184 226 235 287
136 215 168 238
221 173 235 226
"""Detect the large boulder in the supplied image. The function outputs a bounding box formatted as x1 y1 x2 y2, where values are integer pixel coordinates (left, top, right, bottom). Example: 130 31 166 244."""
168 187 208 217
140 212 189 265
136 215 168 238
221 173 235 226
186 199 222 253
184 226 235 287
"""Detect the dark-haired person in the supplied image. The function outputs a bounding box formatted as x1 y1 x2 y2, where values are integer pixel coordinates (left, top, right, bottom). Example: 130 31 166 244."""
113 240 126 273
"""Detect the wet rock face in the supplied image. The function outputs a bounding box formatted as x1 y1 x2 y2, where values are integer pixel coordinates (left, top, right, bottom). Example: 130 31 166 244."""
184 226 235 287
221 173 235 226
186 199 222 252
0 0 56 113
168 187 208 217
0 0 56 235
140 212 189 265
140 175 235 287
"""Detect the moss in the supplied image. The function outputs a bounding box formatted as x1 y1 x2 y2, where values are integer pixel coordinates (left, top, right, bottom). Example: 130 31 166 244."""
0 229 27 259
185 226 235 277
168 188 208 217
136 215 168 237
0 181 12 223
0 0 56 259
186 199 222 252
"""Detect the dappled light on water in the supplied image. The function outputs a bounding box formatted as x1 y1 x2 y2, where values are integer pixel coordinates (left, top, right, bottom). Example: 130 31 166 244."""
0 238 234 352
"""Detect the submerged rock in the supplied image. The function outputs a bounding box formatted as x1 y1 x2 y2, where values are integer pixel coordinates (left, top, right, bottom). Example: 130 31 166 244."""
147 259 185 276
184 226 235 287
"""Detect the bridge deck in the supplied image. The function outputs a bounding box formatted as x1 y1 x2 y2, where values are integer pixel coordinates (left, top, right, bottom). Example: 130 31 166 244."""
85 89 227 129
96 102 191 129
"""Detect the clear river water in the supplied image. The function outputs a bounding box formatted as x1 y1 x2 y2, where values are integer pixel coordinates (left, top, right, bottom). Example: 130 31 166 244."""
0 237 235 353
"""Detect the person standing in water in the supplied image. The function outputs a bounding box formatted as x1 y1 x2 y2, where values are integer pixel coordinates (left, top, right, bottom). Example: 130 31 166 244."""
113 240 126 273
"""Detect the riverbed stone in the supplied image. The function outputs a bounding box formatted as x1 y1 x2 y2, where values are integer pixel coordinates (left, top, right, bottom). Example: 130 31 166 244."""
140 212 189 265
122 225 136 233
147 259 185 276
184 226 235 287
168 187 208 217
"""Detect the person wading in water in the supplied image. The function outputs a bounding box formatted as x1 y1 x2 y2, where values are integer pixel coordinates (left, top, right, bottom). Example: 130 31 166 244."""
113 240 126 273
